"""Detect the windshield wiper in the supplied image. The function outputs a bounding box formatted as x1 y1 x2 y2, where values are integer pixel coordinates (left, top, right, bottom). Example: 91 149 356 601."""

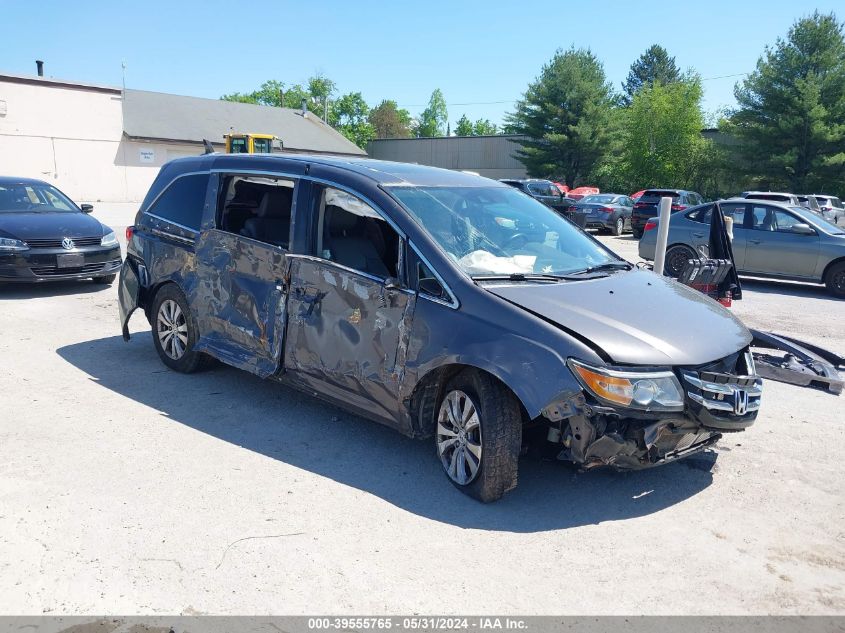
566 261 632 276
472 273 565 282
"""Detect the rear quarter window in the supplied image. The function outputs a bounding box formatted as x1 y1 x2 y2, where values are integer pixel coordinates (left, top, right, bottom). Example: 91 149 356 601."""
146 173 209 230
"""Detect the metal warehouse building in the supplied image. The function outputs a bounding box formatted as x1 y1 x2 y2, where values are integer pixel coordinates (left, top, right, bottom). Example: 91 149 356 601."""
0 71 364 203
367 135 528 180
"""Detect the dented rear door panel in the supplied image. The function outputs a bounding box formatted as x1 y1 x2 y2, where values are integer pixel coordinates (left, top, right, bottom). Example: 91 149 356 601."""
194 229 288 378
283 256 415 428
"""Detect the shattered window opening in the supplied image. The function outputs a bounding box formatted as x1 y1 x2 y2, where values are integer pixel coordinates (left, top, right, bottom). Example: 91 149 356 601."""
316 186 400 280
217 174 295 249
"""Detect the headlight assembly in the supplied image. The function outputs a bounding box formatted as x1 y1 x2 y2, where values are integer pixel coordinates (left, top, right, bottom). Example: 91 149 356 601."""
567 358 685 412
0 237 29 252
101 231 118 247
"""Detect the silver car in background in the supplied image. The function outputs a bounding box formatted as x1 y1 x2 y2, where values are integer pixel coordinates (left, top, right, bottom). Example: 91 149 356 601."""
639 198 845 298
813 194 845 226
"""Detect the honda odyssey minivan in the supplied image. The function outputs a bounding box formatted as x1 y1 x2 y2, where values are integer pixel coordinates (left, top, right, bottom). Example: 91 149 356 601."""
118 154 762 502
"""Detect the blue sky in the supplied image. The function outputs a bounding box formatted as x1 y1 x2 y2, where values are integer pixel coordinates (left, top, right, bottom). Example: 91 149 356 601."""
0 0 838 127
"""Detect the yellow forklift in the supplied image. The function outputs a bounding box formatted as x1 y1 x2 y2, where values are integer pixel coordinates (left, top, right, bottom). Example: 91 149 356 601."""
224 133 282 154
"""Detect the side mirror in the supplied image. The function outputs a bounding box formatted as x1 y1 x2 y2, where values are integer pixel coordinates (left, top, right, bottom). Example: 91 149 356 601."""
791 223 816 235
80 204 94 214
383 276 401 291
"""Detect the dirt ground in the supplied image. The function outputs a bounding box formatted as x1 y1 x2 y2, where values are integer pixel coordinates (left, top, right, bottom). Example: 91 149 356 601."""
0 216 843 615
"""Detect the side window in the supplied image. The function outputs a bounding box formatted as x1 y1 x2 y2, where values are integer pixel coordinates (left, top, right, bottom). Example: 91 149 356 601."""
148 174 208 230
750 205 776 231
772 210 804 233
722 203 746 226
217 175 294 248
316 187 399 279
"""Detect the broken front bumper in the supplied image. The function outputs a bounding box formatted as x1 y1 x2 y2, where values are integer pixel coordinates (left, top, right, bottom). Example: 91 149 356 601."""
547 353 762 470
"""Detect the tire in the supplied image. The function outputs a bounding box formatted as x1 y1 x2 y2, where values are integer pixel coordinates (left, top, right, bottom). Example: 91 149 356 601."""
93 274 116 284
632 227 643 239
665 244 697 278
435 369 522 502
825 262 845 299
611 216 624 236
150 284 208 373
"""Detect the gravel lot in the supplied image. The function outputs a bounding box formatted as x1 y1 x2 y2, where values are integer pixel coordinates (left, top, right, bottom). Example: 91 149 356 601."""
0 213 843 615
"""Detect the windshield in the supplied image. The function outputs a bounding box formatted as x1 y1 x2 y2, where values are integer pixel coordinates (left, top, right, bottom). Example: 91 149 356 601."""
0 183 78 213
788 206 845 234
581 194 616 204
388 185 620 277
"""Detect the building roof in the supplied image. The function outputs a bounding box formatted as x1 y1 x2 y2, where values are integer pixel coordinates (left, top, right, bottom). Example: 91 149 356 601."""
122 89 365 155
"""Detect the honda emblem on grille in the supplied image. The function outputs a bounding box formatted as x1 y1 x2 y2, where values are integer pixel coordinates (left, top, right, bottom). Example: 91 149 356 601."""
61 237 75 250
732 386 749 415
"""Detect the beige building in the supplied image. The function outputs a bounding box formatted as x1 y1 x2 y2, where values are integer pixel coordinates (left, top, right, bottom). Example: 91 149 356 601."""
0 72 364 203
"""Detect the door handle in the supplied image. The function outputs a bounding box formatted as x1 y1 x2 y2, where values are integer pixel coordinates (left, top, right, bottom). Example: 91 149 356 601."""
749 239 761 245
693 232 705 238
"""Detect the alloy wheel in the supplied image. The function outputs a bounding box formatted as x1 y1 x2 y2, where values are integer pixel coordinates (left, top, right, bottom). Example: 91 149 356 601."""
157 299 189 360
667 247 695 277
436 390 483 485
616 218 624 234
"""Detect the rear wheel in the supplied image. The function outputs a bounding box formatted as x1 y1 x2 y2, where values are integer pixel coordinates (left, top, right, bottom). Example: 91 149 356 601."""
151 284 208 373
825 262 845 298
611 216 625 236
435 370 522 502
665 245 697 278
632 227 643 239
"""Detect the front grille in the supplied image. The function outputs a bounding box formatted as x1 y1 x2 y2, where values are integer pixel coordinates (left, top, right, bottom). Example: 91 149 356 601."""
25 236 102 249
30 259 121 277
682 350 762 419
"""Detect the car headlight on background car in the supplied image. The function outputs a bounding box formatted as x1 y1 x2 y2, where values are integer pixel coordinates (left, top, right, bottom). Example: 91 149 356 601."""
101 231 118 247
567 358 685 412
0 237 29 252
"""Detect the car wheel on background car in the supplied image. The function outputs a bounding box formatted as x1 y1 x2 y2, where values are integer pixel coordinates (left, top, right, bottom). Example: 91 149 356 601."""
435 369 522 502
632 227 643 239
665 245 697 278
825 262 845 298
151 284 209 373
611 216 625 236
93 274 116 284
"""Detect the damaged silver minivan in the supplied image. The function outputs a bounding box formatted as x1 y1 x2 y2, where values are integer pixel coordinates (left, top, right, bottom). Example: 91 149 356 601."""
119 154 762 501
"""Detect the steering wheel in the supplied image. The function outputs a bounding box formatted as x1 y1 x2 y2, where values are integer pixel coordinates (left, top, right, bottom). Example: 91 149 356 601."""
503 232 529 250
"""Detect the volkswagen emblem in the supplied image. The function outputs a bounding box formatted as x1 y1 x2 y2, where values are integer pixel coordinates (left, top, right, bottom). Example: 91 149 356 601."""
61 237 75 250
732 387 749 416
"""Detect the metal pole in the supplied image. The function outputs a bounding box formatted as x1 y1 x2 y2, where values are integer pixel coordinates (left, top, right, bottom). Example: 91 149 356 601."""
652 196 673 275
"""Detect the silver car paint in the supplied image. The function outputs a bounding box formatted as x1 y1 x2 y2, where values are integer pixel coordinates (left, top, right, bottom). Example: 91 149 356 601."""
639 200 845 283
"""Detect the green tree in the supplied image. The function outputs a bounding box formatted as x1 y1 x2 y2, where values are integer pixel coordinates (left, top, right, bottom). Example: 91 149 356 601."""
368 100 413 138
621 45 681 105
220 75 337 117
731 12 845 193
621 76 711 189
454 114 473 136
472 119 498 135
418 89 448 137
329 92 376 149
505 48 614 187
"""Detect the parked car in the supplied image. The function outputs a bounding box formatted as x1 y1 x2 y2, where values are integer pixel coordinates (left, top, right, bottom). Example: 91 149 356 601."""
796 194 822 214
813 194 845 226
638 198 845 297
119 155 762 501
631 190 646 201
499 178 574 213
567 186 600 200
0 177 121 283
569 193 634 235
741 191 800 206
631 189 704 238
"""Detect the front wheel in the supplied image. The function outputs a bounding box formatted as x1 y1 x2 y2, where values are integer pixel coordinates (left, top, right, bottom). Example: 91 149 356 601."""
435 370 522 502
825 262 845 298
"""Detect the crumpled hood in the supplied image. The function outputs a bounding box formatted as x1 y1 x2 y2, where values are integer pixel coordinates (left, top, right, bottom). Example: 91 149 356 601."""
484 269 752 366
0 212 106 241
